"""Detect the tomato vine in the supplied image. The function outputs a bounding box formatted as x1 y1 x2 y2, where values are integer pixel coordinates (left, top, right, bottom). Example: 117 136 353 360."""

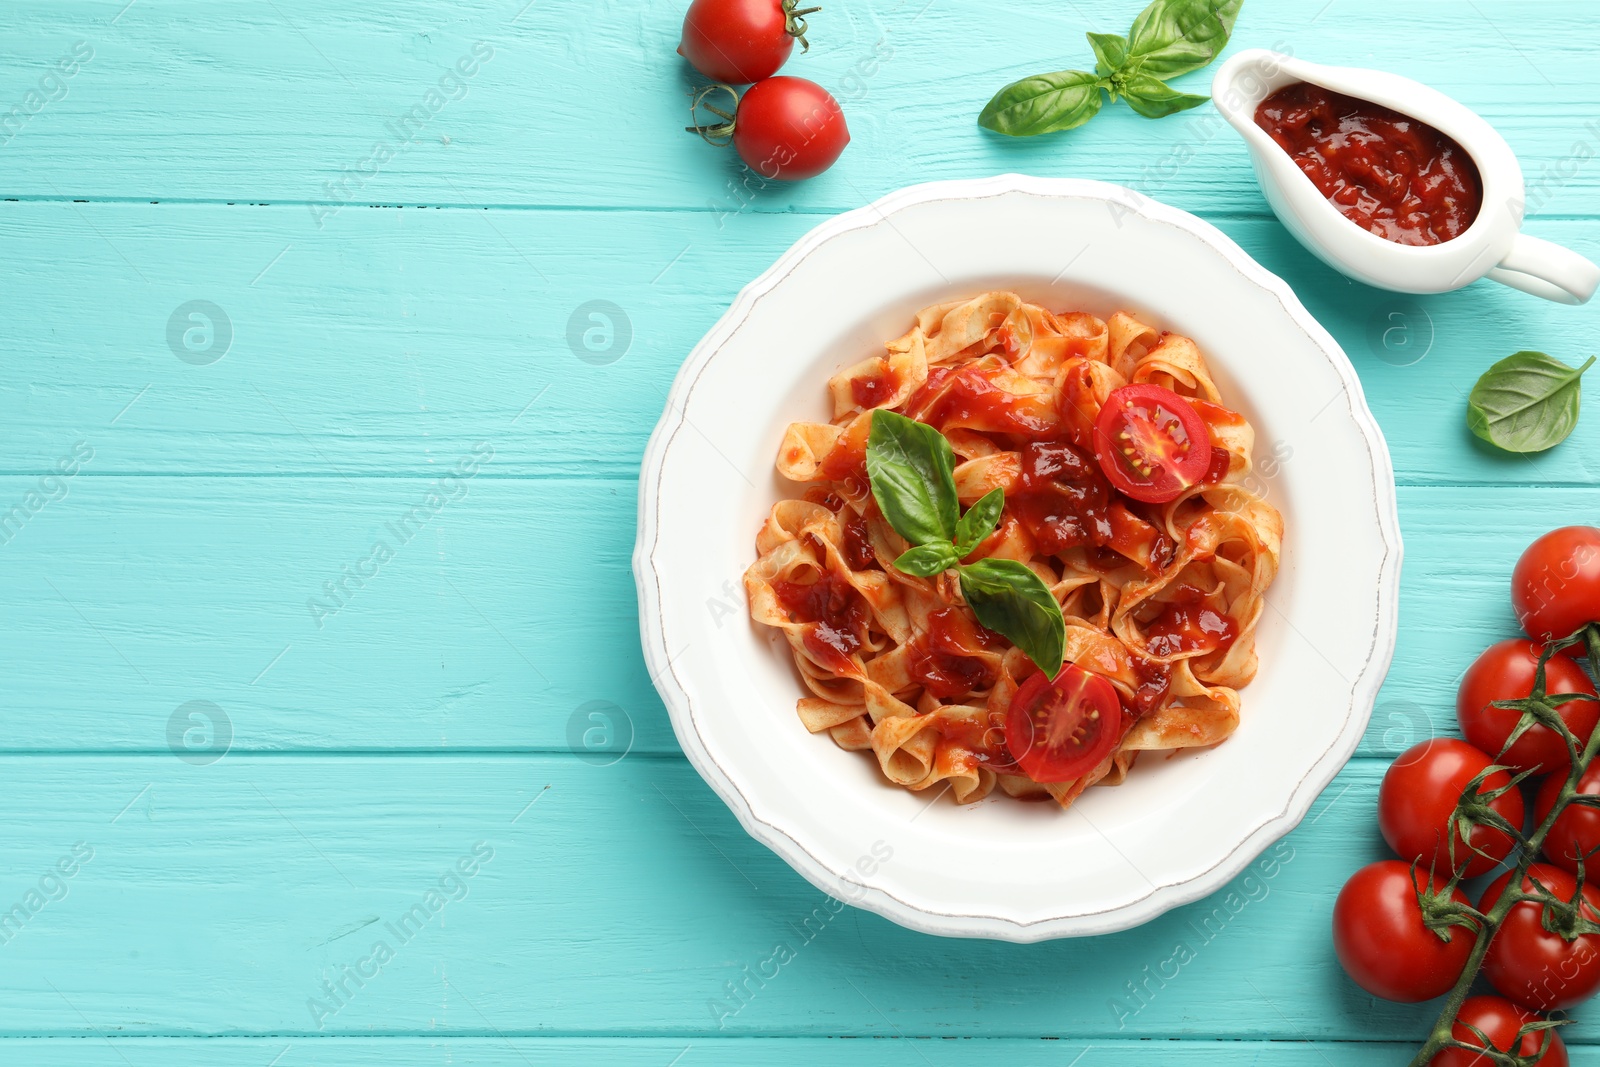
1408 624 1600 1065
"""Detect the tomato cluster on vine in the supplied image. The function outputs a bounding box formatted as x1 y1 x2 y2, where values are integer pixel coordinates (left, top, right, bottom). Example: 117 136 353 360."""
1334 526 1600 1067
678 0 849 180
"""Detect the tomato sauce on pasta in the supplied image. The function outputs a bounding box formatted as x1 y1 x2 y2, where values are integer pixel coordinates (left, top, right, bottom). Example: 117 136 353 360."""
745 292 1283 808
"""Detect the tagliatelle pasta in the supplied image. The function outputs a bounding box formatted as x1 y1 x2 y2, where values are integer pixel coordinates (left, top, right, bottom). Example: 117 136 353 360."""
744 292 1284 809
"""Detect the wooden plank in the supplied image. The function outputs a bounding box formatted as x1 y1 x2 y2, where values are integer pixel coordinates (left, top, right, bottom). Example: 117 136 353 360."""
1 1 1597 218
1 203 1598 486
0 475 651 753
8 1037 1600 1065
0 476 1588 754
0 753 1583 1043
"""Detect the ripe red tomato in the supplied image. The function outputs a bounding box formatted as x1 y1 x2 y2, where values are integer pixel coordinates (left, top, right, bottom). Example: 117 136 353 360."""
1332 860 1475 1002
1457 639 1599 774
1537 761 1600 876
1430 995 1567 1067
1006 665 1124 783
1379 739 1524 879
1092 385 1213 504
730 77 848 180
1480 863 1600 1011
677 0 814 84
1513 526 1600 656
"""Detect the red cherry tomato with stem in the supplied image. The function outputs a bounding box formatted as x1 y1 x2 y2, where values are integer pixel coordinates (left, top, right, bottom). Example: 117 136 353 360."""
1513 526 1600 657
1430 995 1567 1067
1005 665 1124 783
1093 385 1213 504
1480 863 1600 1011
1457 639 1599 775
1332 860 1475 1002
677 0 820 84
690 78 849 181
1537 761 1600 876
1378 738 1524 879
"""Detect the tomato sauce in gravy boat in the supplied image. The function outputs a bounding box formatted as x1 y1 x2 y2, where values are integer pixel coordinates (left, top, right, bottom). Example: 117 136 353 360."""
1212 49 1600 305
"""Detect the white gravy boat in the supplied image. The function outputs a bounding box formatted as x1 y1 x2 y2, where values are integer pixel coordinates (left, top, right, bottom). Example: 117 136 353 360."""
1212 49 1600 305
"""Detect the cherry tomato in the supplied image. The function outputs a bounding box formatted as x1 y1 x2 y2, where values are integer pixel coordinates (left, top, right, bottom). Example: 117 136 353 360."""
1480 863 1600 1011
730 77 848 180
1378 739 1525 879
1005 665 1124 783
1457 639 1599 774
1332 860 1475 1002
1513 527 1600 657
677 0 815 84
1430 996 1567 1067
1092 385 1213 504
1537 761 1600 876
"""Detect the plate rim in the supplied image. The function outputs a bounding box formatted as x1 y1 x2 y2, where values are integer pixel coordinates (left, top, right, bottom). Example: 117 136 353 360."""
633 174 1402 941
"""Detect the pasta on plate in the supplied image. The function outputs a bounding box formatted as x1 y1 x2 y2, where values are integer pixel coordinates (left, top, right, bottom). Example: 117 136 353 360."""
744 291 1284 809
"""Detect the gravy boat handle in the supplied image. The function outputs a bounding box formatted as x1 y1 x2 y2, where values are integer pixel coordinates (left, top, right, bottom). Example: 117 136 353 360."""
1486 234 1600 305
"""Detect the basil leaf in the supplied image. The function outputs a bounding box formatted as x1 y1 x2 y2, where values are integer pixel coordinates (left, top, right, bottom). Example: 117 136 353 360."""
958 559 1066 676
893 541 961 578
866 410 959 544
953 488 1005 557
1127 0 1242 81
978 70 1105 138
1120 73 1210 119
1467 351 1596 453
1086 32 1131 78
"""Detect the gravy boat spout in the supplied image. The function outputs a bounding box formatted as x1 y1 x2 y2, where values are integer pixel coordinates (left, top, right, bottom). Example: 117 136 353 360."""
1213 49 1600 305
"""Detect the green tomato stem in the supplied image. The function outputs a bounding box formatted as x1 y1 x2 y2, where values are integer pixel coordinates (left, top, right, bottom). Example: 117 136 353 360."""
783 0 821 51
685 85 738 146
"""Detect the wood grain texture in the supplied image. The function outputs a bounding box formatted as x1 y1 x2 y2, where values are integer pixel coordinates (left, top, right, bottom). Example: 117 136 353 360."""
10 1038 1591 1066
0 755 1559 1042
4 0 1600 1060
2 204 1600 484
3 0 1598 217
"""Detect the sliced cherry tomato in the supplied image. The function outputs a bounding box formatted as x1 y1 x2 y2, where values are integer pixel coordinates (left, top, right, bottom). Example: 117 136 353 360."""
1536 761 1600 877
1332 860 1475 1002
1480 864 1600 1011
1457 639 1599 775
1378 739 1524 879
728 77 849 181
1092 384 1213 504
1430 996 1567 1067
1513 526 1600 657
677 0 814 84
1005 664 1124 783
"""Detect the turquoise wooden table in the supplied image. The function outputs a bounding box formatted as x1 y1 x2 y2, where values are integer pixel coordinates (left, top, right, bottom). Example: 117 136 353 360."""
4 0 1600 1062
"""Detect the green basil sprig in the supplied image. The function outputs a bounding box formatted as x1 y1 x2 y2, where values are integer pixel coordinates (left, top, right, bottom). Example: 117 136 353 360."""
866 411 1065 676
1467 351 1596 454
979 0 1240 137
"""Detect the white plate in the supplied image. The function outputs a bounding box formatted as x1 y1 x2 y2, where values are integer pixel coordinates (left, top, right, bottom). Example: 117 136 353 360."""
634 175 1401 941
